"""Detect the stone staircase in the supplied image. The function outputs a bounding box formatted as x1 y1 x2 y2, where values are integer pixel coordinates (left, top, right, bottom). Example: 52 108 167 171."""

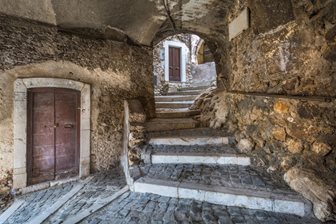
146 86 206 132
133 86 314 218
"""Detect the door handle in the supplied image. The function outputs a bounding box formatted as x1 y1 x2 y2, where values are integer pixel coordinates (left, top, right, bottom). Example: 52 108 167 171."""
64 124 74 128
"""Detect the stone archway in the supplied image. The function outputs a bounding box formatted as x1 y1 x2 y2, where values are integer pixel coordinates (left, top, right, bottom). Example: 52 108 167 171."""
13 78 91 189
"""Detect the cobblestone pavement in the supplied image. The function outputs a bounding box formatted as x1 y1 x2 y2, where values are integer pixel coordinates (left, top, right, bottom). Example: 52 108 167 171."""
1 168 126 224
0 168 324 224
83 192 321 224
46 169 126 223
4 183 74 224
150 145 238 154
139 164 296 194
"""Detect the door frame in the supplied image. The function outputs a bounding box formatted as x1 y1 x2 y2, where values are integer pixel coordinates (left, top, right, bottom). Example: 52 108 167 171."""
13 78 91 189
27 88 81 185
168 47 182 82
164 40 188 82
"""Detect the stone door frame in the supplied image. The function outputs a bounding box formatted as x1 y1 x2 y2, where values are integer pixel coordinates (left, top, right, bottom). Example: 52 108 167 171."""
164 40 188 82
13 78 91 189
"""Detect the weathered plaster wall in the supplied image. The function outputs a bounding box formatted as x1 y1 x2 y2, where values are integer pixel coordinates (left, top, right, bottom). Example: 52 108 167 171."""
0 15 154 192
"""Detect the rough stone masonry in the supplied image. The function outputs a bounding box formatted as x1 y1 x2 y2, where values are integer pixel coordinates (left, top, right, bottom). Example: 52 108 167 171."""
191 0 336 221
0 0 335 222
0 15 154 193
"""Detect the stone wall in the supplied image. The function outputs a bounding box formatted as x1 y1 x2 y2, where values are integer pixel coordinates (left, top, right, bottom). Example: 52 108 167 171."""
193 0 336 220
225 0 336 171
195 91 335 173
153 34 192 94
190 62 216 87
0 15 154 192
228 0 336 95
195 0 336 172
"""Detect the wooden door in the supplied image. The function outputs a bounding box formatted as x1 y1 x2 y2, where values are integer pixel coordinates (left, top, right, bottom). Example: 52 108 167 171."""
27 88 80 185
169 47 181 81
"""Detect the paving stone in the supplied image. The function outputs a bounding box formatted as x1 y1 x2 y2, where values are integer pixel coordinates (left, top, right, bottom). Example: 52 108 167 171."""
139 164 296 194
83 192 321 224
3 183 73 224
0 169 321 224
46 169 126 223
1 168 126 224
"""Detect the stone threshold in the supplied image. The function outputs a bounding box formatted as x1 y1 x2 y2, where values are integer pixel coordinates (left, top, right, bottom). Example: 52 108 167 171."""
151 152 250 166
149 136 230 145
17 176 81 195
133 177 311 217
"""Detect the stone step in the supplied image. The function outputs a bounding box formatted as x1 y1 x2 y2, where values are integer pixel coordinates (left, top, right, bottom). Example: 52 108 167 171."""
178 86 210 91
147 127 230 138
146 144 250 166
156 101 194 109
165 90 201 96
133 164 311 217
156 109 200 118
149 136 230 145
151 152 250 166
155 95 196 102
146 118 199 132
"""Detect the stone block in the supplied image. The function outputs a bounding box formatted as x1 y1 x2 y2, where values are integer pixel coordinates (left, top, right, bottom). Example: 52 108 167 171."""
286 139 303 154
272 127 286 142
79 157 90 177
229 8 250 41
149 137 229 146
13 139 26 169
284 167 336 221
273 101 289 114
23 78 84 91
13 172 27 189
237 139 254 153
151 153 251 166
311 142 332 156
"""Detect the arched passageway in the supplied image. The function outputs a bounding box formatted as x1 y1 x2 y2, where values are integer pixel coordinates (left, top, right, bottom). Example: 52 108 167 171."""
0 0 335 222
153 33 217 94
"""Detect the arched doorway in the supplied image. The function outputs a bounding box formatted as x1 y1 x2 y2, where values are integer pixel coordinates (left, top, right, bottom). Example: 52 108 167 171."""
153 33 217 95
13 78 91 189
